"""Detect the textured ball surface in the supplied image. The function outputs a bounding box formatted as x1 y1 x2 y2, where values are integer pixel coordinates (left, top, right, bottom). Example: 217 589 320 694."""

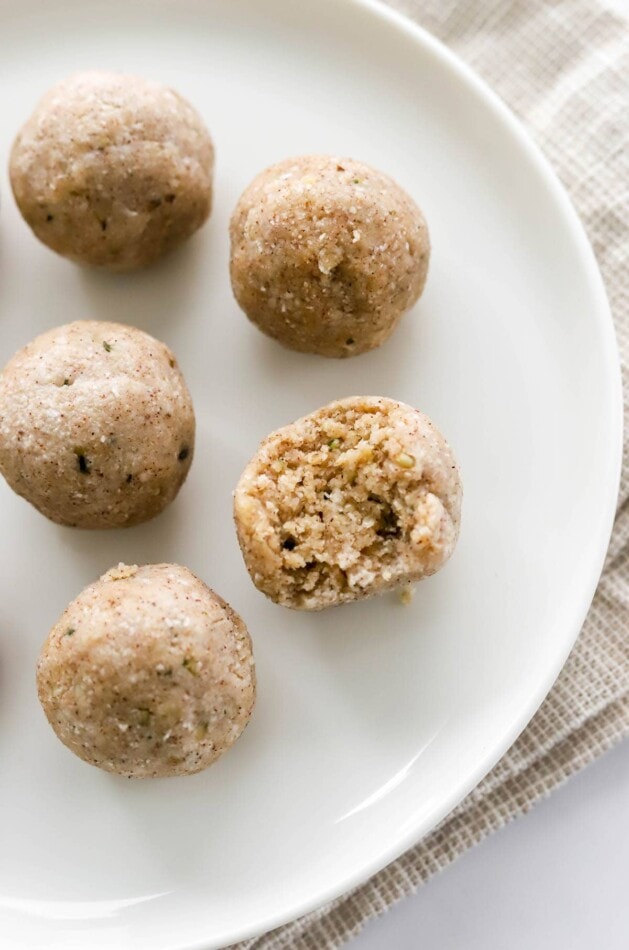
37 563 256 778
230 156 429 357
10 71 214 270
0 320 195 528
234 396 461 609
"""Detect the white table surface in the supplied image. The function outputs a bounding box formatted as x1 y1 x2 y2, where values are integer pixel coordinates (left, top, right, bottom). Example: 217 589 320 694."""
352 0 629 944
352 740 629 949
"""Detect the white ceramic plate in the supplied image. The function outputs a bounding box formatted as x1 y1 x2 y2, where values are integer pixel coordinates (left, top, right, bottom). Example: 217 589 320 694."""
0 1 621 947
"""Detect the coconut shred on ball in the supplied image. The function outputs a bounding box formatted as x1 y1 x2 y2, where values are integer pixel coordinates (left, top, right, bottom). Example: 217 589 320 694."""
9 71 214 270
0 321 195 528
229 156 430 358
36 564 256 778
233 397 461 610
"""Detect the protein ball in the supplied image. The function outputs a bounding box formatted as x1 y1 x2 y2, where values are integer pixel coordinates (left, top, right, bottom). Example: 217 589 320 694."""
36 564 256 778
234 396 461 610
229 156 430 358
0 320 195 528
9 71 214 270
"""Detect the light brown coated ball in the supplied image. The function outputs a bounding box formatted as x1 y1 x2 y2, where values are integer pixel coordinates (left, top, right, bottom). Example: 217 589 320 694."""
0 321 195 528
36 564 256 778
234 396 461 610
10 71 214 271
229 156 430 358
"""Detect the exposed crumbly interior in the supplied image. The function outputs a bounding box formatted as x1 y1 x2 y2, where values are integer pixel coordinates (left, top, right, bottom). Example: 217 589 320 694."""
10 71 214 271
0 320 195 528
36 563 256 778
234 397 461 609
230 155 430 358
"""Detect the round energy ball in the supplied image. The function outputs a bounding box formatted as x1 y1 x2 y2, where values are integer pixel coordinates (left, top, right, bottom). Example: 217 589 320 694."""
0 320 195 528
229 155 430 358
36 563 256 778
9 71 214 271
234 396 461 609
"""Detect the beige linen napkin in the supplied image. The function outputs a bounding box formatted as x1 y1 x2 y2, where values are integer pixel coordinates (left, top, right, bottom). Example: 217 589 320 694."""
234 1 629 946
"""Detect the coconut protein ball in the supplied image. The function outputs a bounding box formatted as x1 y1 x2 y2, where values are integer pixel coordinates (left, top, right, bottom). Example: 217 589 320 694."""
0 321 194 528
37 563 256 778
234 397 461 610
10 71 214 270
229 156 430 358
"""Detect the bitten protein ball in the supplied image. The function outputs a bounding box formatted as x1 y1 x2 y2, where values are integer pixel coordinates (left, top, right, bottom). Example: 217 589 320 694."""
0 321 195 528
234 396 461 609
229 156 430 358
10 71 214 270
37 564 256 778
